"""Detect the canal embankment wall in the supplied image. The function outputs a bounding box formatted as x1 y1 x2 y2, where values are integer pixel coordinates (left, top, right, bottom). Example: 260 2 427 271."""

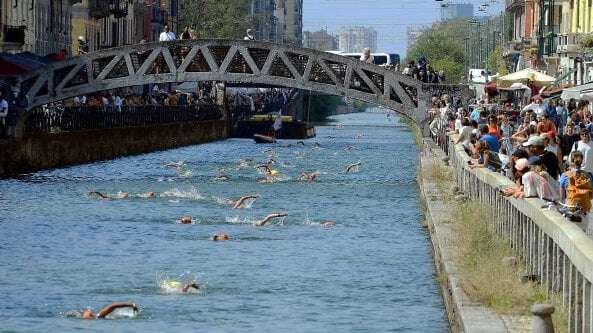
422 132 593 332
0 120 228 177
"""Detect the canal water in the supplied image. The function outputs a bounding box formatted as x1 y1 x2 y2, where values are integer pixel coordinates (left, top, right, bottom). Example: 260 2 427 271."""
0 111 447 332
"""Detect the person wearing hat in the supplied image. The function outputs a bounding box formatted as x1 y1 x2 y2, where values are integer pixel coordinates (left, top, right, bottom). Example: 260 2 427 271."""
570 129 593 174
502 156 559 201
522 135 560 179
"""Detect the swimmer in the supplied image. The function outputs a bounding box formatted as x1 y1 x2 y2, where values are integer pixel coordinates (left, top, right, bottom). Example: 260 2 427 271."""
254 212 288 226
313 142 321 148
177 216 193 224
256 164 272 175
88 191 129 200
214 174 230 181
297 141 306 146
160 280 200 294
322 221 336 228
233 195 259 209
68 302 138 320
345 162 362 173
211 233 230 241
163 161 184 169
344 145 355 151
138 191 157 198
299 172 319 182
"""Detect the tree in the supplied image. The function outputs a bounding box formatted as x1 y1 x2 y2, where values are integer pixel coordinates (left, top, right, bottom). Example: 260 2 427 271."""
179 0 254 39
486 46 509 76
405 19 468 83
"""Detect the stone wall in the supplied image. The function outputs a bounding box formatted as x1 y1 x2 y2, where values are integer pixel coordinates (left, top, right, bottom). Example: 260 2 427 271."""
0 120 228 178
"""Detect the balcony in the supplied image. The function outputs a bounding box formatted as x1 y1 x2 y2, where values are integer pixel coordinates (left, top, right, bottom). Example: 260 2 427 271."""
556 33 583 55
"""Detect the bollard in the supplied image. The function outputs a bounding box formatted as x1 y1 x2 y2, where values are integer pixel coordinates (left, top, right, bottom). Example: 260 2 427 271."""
531 304 554 333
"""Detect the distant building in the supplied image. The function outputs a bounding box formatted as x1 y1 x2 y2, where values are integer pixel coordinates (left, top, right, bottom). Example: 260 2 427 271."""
284 0 303 46
440 3 473 21
338 26 377 53
406 26 426 51
250 0 277 42
71 0 178 54
303 30 338 51
0 0 73 56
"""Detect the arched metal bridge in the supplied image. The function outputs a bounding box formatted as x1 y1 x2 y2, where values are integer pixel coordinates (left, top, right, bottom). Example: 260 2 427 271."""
15 39 426 122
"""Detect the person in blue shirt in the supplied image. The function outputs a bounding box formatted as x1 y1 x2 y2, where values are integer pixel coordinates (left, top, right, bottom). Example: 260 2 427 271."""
478 124 500 152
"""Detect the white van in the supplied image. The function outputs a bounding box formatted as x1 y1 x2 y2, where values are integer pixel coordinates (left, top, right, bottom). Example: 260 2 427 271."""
326 51 400 67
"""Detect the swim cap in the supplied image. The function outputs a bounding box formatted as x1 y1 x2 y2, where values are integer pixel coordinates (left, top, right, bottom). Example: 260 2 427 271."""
270 170 279 176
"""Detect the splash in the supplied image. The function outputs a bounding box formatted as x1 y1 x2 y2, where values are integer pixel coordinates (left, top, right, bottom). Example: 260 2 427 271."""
156 272 201 295
161 187 204 201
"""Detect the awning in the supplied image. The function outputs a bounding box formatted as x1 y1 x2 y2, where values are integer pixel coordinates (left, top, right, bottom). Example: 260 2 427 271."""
496 68 556 88
561 82 593 101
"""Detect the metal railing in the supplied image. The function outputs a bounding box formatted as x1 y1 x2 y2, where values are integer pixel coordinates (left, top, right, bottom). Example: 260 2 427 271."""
433 129 593 332
24 105 223 136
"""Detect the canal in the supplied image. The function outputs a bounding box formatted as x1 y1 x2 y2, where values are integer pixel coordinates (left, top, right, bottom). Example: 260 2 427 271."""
0 111 447 332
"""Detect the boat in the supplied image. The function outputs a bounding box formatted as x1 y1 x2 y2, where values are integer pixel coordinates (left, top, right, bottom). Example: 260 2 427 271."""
253 134 276 144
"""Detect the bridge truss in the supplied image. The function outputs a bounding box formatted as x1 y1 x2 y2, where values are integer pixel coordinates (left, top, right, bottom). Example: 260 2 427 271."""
16 40 426 123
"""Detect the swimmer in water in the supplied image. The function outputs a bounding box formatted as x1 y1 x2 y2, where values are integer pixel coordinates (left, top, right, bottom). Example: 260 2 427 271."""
138 191 157 198
214 174 230 181
322 221 336 228
160 280 200 294
88 191 130 200
254 212 288 226
256 164 272 175
297 141 306 146
211 233 230 241
345 162 362 173
68 302 138 320
233 195 259 209
177 216 193 224
163 161 184 170
299 172 319 182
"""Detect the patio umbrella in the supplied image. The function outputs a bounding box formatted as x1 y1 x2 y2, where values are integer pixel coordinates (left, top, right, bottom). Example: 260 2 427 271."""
496 68 556 88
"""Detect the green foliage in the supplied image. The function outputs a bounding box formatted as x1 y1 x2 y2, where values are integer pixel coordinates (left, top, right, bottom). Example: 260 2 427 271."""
309 95 344 122
406 19 468 83
486 46 509 76
179 0 254 39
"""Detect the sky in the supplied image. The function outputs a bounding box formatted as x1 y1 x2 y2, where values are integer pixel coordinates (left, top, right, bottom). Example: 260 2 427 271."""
303 0 505 57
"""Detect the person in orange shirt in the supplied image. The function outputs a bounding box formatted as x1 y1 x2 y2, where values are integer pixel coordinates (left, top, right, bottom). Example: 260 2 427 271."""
487 115 501 140
537 112 556 138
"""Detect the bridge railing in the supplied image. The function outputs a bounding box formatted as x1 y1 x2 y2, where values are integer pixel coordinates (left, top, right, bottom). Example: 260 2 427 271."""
23 105 223 136
432 129 593 332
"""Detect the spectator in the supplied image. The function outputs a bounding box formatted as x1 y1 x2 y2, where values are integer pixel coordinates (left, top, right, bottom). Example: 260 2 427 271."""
469 140 502 171
360 48 374 64
479 124 500 152
0 91 8 127
159 25 176 42
181 26 192 40
244 29 255 41
77 36 89 55
522 135 560 179
571 129 593 174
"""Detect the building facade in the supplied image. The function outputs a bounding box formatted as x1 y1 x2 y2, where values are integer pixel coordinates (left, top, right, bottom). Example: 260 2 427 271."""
0 0 73 56
303 29 337 51
70 0 178 55
250 0 276 42
338 26 377 53
284 0 303 46
440 3 474 21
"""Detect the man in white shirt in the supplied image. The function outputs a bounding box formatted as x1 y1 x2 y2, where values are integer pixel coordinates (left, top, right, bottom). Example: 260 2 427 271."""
244 29 255 41
0 92 8 126
571 130 593 174
360 48 374 64
159 25 176 42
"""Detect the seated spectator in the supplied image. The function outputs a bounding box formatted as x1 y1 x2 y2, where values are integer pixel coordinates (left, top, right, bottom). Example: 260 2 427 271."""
522 135 560 179
469 140 503 171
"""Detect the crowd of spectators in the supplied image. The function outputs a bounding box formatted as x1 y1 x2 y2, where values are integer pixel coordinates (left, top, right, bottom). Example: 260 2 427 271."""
433 93 593 234
401 56 446 83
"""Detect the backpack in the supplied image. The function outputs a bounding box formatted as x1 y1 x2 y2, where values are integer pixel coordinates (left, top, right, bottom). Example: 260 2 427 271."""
566 170 593 213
